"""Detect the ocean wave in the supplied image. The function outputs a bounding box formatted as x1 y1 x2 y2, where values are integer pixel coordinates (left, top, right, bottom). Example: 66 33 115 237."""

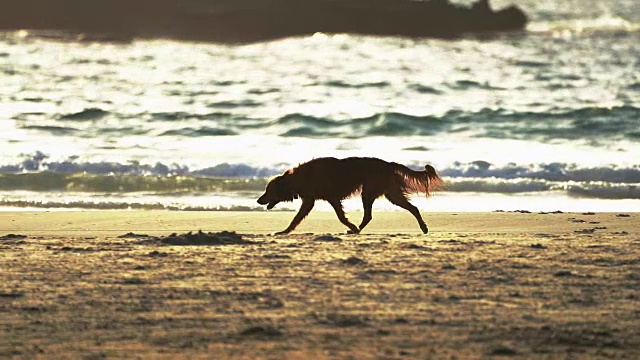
409 84 444 94
443 178 640 199
207 100 263 109
277 112 448 138
528 16 640 35
14 105 640 141
443 178 552 193
20 125 78 135
440 161 640 183
58 108 109 121
0 153 283 177
149 111 235 122
192 164 280 178
1 154 639 199
159 126 238 137
0 172 558 194
568 184 640 200
2 153 639 184
0 172 268 193
194 106 640 140
512 60 552 68
323 80 391 89
448 80 504 91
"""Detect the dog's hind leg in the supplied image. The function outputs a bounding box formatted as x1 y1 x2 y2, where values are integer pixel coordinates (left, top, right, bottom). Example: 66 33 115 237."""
385 191 429 234
275 199 315 235
358 194 376 232
328 199 360 234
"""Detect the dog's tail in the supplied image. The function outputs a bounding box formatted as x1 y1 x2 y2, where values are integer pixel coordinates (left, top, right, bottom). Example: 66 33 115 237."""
393 163 444 196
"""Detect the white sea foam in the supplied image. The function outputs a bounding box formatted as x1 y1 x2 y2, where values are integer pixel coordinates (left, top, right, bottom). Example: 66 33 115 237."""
528 17 640 36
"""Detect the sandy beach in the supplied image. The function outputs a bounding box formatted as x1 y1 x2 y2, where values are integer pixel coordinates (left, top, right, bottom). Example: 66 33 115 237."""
1 210 639 358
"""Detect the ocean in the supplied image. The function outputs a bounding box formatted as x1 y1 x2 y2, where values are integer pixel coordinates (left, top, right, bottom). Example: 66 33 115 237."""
1 0 639 212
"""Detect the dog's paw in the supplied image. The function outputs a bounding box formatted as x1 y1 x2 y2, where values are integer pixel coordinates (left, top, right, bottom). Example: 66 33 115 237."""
272 230 290 236
346 229 360 235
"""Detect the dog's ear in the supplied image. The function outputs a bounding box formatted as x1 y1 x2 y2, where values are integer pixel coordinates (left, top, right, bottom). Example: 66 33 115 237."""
276 172 298 201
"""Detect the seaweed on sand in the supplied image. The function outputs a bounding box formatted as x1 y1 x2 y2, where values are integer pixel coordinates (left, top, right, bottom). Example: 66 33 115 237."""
158 231 255 246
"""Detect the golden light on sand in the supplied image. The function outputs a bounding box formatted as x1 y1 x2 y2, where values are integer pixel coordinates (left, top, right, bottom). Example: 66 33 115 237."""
1 211 638 357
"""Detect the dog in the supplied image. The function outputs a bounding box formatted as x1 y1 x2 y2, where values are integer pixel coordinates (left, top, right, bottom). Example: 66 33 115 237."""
257 157 443 234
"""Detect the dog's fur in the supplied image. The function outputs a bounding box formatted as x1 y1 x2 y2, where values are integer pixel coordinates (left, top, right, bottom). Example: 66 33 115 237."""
257 157 443 234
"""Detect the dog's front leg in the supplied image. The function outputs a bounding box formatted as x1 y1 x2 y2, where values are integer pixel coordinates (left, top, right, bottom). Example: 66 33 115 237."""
274 199 315 235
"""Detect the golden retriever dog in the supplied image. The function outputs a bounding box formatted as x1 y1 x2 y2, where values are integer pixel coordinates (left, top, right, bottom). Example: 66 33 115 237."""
257 157 443 234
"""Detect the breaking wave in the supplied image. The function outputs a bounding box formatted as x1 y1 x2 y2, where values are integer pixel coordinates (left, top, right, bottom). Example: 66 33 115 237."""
440 161 640 184
1 153 638 202
528 16 640 35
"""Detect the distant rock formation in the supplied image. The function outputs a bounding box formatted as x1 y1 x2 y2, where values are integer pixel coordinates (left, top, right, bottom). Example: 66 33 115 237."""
1 0 527 43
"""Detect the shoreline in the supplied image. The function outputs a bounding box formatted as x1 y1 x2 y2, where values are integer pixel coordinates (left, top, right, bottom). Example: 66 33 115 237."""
2 190 639 214
1 210 637 237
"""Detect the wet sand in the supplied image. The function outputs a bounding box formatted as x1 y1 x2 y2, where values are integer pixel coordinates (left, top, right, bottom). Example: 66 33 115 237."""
1 211 639 358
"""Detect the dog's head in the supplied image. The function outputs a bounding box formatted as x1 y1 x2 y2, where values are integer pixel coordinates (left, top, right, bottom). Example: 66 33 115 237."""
257 172 298 210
